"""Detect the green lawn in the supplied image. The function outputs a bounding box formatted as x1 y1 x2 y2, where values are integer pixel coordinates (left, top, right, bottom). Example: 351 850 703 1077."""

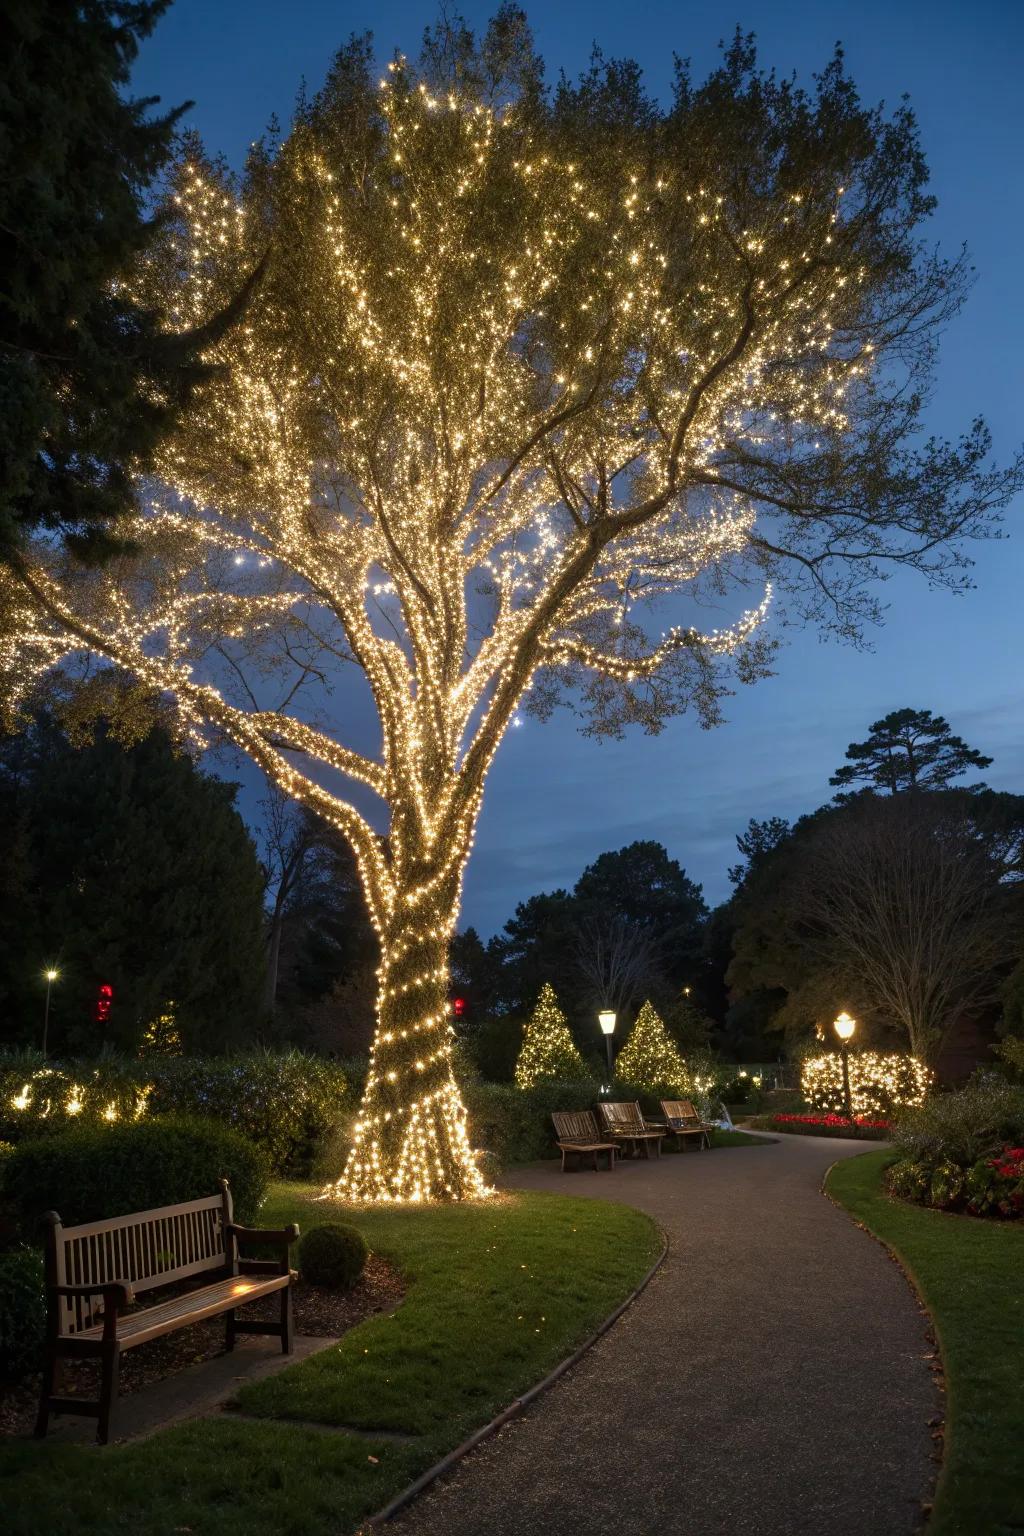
711 1129 767 1147
827 1150 1024 1536
0 1185 659 1536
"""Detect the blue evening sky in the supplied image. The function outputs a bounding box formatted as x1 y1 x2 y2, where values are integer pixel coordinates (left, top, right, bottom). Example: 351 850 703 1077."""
133 0 1024 935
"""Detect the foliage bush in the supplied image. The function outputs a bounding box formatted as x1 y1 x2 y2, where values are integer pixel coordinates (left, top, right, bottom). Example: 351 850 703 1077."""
885 1078 1024 1220
0 1247 45 1382
297 1223 368 1290
0 1049 349 1175
3 1115 268 1235
891 1077 1024 1167
464 1079 601 1165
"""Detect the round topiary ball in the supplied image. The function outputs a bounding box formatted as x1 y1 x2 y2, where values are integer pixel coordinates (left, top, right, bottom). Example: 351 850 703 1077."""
297 1222 368 1290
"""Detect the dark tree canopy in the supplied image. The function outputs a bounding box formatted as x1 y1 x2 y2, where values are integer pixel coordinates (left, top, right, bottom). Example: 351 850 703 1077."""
0 1 257 560
0 716 267 1052
728 815 792 887
726 789 1024 1059
830 707 993 795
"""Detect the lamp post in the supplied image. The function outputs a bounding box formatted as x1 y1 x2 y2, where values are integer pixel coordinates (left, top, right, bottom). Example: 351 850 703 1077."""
598 1008 617 1079
833 1010 856 1123
42 969 59 1058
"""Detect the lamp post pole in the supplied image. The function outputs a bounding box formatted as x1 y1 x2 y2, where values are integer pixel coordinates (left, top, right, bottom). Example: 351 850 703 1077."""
42 969 58 1058
833 1011 856 1123
598 1009 617 1079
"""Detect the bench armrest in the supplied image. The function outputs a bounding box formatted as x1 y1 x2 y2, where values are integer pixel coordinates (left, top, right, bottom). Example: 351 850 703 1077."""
53 1281 135 1307
227 1222 300 1247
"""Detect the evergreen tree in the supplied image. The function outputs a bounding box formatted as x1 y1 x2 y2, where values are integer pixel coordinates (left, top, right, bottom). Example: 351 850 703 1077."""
0 715 267 1052
615 1000 688 1092
1 1 259 558
514 983 590 1088
830 708 992 795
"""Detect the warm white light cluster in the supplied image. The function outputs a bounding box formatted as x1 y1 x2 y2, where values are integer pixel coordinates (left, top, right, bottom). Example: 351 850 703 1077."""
801 1052 932 1117
5 1067 152 1128
1 64 880 1201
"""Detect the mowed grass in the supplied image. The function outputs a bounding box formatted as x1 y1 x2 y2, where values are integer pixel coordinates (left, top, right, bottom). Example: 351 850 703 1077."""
0 1185 660 1536
827 1150 1024 1536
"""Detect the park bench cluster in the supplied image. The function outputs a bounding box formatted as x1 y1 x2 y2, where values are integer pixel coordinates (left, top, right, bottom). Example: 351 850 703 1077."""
551 1099 715 1172
35 1179 299 1444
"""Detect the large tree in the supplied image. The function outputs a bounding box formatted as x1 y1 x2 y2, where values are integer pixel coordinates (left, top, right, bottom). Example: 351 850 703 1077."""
2 17 1020 1198
728 791 1024 1061
829 706 992 796
0 715 267 1053
0 0 258 559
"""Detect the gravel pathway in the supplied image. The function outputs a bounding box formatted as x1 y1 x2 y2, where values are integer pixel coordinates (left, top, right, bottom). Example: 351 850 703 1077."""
389 1133 936 1536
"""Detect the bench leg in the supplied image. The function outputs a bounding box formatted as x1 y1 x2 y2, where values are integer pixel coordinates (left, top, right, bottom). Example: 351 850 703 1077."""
225 1308 236 1352
281 1284 293 1355
97 1343 120 1446
34 1344 58 1438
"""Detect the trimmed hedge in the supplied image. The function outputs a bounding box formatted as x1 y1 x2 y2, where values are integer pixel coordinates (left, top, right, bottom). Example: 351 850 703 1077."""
2 1115 269 1235
0 1247 45 1382
0 1050 349 1175
464 1079 601 1165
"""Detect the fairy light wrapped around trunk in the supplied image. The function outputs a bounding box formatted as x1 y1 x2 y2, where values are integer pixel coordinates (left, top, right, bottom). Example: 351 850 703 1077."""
2 23 1017 1200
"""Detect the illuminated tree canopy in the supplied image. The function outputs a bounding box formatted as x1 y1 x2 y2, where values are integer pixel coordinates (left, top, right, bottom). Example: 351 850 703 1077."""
2 13 1020 1200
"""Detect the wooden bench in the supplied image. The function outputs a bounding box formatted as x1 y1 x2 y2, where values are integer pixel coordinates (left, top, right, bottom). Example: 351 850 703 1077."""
551 1111 617 1172
659 1098 715 1151
597 1101 664 1159
35 1179 299 1444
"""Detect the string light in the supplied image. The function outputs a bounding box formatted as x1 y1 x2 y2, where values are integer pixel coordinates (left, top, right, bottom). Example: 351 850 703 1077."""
0 58 883 1202
801 1052 932 1118
514 984 589 1089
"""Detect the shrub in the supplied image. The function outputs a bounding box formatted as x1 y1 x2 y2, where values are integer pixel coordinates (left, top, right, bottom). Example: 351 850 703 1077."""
3 1115 268 1235
464 1079 601 1165
0 1049 350 1175
801 1051 932 1117
891 1077 1024 1167
297 1223 368 1290
0 1247 45 1382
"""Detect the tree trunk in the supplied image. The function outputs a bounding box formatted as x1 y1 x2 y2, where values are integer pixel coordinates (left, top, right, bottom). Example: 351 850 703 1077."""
327 881 486 1202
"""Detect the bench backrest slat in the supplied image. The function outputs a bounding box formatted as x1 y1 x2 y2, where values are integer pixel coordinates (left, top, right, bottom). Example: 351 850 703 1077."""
552 1110 601 1142
51 1193 229 1335
661 1099 700 1124
598 1101 646 1133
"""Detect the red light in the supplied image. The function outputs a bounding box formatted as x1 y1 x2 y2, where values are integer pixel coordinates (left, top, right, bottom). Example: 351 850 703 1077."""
452 996 466 1019
95 983 113 1024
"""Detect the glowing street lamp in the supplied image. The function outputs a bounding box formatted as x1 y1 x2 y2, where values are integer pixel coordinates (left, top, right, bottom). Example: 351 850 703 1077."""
598 1009 617 1078
833 1011 856 1123
42 968 59 1058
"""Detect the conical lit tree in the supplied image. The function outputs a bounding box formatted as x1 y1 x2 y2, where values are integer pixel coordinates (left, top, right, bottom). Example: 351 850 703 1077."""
514 983 589 1088
2 17 1020 1200
615 1000 688 1091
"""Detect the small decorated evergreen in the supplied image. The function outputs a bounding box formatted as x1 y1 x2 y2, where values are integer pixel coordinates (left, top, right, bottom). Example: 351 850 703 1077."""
616 1001 688 1091
514 983 589 1088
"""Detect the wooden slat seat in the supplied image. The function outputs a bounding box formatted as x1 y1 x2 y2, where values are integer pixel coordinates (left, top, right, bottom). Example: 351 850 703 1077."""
35 1180 299 1444
73 1272 290 1349
596 1101 664 1159
551 1111 617 1172
660 1099 715 1151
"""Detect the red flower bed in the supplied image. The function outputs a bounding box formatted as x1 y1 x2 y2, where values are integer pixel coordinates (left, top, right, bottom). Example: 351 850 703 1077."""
989 1146 1024 1180
752 1111 892 1140
774 1113 891 1130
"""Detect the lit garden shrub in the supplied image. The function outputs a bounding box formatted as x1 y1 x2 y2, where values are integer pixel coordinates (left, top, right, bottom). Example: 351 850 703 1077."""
801 1051 931 1118
3 1115 268 1234
0 1049 350 1174
513 985 590 1088
298 1223 368 1290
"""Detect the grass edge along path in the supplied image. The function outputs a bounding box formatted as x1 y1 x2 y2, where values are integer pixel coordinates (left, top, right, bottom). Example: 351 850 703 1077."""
0 1186 660 1536
826 1149 1024 1536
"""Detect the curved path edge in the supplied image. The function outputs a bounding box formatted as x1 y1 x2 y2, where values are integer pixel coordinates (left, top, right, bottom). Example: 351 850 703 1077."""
364 1223 670 1527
